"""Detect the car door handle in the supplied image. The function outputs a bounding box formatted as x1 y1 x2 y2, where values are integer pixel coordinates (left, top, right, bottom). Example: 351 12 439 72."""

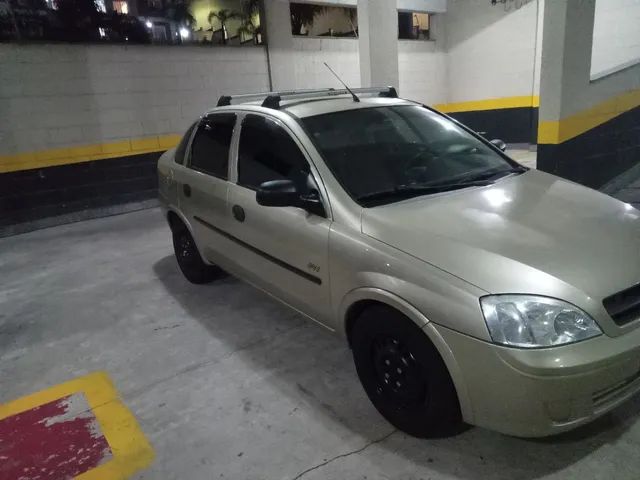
183 184 191 197
232 205 245 222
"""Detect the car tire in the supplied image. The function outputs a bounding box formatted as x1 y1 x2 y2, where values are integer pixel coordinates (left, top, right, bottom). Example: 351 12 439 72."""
351 304 462 438
172 225 219 284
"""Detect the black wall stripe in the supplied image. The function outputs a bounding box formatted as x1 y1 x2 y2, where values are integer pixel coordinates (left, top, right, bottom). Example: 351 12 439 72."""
449 107 539 144
0 152 161 228
538 106 640 189
193 215 322 285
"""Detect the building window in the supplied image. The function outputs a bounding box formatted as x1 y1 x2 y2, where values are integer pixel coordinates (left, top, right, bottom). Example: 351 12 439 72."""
0 0 263 46
290 2 357 38
238 115 310 190
112 0 128 14
398 11 431 40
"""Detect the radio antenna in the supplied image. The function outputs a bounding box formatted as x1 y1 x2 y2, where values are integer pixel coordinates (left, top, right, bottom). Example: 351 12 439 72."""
324 62 360 103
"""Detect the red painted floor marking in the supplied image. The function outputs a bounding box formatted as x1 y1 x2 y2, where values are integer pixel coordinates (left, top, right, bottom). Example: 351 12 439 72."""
0 393 112 480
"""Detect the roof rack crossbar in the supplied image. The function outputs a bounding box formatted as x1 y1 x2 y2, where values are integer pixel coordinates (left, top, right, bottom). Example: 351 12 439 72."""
216 86 398 109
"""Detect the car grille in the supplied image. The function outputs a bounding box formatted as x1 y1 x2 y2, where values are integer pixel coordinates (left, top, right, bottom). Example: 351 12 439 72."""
603 283 640 326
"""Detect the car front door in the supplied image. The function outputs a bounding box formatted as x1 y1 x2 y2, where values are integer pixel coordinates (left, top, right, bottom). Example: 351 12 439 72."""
226 113 332 326
177 113 237 263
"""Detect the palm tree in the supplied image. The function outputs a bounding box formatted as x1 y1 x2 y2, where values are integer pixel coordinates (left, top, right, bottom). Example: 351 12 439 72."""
208 8 239 44
238 0 259 43
289 3 326 36
165 1 195 28
237 18 256 43
241 0 259 19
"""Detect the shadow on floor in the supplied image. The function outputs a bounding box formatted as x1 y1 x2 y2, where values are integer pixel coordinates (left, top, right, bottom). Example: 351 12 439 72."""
153 254 640 480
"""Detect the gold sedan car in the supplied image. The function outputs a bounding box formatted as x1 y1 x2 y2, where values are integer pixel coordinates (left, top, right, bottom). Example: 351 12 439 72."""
158 88 640 438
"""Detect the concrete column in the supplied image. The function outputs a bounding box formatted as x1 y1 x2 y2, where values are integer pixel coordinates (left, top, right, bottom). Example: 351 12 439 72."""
537 0 596 176
262 0 296 90
357 0 399 88
538 0 595 126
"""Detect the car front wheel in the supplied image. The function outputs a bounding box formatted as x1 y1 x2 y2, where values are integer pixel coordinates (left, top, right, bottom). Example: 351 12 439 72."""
351 304 462 438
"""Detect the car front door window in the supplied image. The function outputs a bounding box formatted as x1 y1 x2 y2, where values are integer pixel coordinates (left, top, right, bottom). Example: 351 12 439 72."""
237 114 311 192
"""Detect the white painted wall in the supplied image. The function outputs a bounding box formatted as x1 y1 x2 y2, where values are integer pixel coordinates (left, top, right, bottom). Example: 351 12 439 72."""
291 38 361 88
540 0 640 123
398 41 447 104
0 45 270 156
591 0 640 79
443 0 541 103
0 0 570 161
398 13 447 105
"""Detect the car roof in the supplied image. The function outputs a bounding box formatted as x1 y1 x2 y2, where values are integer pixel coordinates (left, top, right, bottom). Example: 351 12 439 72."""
281 96 418 118
204 94 419 119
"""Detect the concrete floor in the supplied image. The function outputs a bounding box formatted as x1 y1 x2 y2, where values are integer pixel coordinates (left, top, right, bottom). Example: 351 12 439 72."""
3 208 640 480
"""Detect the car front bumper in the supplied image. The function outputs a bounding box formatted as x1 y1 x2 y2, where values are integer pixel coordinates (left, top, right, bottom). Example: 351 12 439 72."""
433 323 640 437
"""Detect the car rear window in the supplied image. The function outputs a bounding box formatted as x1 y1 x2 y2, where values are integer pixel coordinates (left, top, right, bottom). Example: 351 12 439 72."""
189 114 236 179
174 122 197 165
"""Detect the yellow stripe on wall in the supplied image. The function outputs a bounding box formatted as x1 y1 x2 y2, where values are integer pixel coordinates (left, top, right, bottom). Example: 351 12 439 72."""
538 89 640 145
1 96 539 174
0 134 182 174
4 90 636 173
435 95 540 114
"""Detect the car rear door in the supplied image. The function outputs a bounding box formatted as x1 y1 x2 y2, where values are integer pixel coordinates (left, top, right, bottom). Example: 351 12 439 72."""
225 113 333 326
175 112 237 263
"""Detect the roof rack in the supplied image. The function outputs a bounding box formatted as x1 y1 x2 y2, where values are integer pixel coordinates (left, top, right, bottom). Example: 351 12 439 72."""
216 86 398 109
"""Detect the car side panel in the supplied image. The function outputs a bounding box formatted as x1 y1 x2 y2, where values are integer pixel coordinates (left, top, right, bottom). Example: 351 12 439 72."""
328 222 490 341
157 148 178 209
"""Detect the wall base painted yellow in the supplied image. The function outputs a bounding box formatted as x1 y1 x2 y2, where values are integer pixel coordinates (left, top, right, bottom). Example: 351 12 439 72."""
0 134 181 174
538 89 640 145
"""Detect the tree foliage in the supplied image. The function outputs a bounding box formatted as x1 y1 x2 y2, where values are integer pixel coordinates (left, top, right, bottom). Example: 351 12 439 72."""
289 3 326 36
164 1 195 28
208 8 240 44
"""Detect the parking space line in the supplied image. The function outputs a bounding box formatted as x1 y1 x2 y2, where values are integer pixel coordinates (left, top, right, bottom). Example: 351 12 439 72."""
0 371 154 480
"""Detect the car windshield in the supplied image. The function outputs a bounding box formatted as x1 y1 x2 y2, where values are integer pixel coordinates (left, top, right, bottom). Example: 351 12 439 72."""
302 105 522 207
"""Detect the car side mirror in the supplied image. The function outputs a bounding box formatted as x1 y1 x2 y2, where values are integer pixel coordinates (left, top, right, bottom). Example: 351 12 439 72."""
490 139 507 152
256 179 325 217
256 179 299 207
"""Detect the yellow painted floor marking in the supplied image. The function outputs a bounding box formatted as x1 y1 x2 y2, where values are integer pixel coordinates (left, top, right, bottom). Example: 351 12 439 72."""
0 371 154 479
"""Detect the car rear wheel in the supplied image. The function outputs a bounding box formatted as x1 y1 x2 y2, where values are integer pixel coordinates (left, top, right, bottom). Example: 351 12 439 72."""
351 304 462 438
172 226 219 284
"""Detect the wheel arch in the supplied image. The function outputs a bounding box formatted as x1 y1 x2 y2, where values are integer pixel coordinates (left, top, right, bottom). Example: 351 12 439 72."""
340 287 474 423
166 207 193 236
165 207 211 264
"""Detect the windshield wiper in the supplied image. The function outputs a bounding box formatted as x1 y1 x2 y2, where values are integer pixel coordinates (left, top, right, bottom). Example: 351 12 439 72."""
357 179 494 205
459 166 527 183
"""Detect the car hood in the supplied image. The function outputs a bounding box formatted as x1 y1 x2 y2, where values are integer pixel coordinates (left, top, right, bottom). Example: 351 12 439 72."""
361 170 640 301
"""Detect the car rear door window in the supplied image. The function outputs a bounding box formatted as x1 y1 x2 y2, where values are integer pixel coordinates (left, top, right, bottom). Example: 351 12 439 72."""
189 113 236 179
174 122 197 165
237 114 309 190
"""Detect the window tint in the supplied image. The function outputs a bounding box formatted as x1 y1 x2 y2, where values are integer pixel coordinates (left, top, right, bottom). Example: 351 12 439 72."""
174 122 197 165
302 106 515 205
189 114 236 179
238 115 309 189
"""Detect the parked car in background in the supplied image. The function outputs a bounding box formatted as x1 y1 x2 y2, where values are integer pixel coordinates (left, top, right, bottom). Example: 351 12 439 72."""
158 88 640 438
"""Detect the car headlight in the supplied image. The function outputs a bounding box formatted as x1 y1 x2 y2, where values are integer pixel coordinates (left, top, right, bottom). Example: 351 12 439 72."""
480 295 602 348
